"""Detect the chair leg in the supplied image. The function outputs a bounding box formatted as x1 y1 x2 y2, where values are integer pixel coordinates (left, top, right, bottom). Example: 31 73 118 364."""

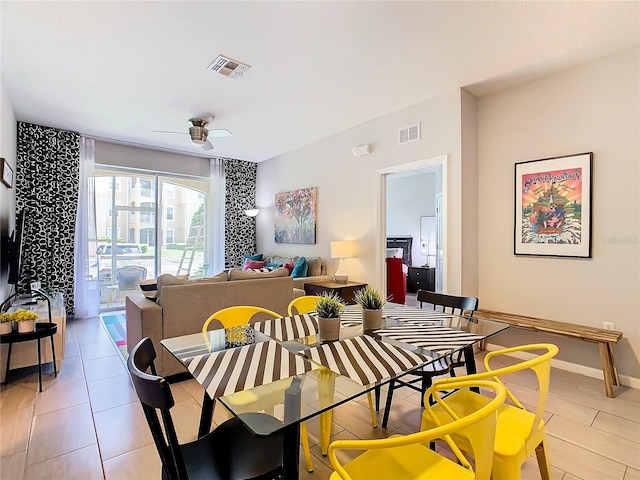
366 391 378 428
381 379 396 428
535 439 552 480
300 422 314 472
374 385 381 411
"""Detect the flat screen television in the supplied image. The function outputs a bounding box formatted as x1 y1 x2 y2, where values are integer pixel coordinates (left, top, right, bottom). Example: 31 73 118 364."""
8 208 26 285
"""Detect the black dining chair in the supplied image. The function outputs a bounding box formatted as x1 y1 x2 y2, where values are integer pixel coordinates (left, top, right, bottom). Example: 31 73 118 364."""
380 290 479 428
127 337 284 480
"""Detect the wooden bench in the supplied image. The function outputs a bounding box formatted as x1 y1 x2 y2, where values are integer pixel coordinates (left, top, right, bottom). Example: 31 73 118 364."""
476 309 623 398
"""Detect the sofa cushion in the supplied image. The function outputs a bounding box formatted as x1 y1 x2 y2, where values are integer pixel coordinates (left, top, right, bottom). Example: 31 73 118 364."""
156 272 228 304
242 253 263 264
243 259 265 271
228 267 289 281
291 257 308 278
138 274 190 301
305 257 322 276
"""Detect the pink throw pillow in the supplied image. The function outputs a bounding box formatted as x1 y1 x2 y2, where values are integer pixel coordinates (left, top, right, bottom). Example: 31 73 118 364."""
284 259 295 275
243 259 265 271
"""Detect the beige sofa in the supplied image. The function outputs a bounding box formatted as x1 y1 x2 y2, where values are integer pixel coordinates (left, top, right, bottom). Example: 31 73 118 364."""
126 271 302 376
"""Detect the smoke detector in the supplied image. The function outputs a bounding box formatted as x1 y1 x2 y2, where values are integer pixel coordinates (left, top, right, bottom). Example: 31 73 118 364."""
208 55 251 79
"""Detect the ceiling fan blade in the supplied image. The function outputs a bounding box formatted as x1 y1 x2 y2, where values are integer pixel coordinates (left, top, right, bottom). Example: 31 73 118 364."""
152 130 188 135
202 140 214 151
207 128 233 138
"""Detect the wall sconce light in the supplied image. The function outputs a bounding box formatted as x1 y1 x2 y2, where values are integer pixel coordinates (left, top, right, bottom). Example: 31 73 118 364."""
244 208 259 217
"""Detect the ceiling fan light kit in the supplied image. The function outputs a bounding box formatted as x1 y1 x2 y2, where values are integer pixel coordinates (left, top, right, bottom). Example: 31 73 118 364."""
155 116 230 151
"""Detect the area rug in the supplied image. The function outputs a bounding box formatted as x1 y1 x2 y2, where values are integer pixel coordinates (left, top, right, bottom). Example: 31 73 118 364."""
101 313 128 358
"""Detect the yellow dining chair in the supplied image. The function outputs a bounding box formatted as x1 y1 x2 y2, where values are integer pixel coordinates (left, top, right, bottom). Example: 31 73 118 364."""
288 295 321 316
288 296 379 452
202 305 282 331
202 305 315 472
421 343 559 480
328 378 507 480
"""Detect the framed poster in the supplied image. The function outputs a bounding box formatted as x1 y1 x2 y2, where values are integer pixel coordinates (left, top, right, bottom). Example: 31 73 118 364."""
1 158 13 188
514 152 592 258
275 187 317 244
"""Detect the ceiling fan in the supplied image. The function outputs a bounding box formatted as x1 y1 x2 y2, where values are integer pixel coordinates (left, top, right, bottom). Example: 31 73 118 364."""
153 116 232 151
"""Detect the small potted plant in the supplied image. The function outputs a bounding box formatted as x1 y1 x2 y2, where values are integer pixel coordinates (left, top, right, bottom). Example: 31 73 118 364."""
354 286 386 331
12 308 40 333
0 312 13 335
315 291 345 341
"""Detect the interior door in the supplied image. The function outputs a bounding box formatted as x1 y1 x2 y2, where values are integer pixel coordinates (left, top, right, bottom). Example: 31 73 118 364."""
435 192 443 292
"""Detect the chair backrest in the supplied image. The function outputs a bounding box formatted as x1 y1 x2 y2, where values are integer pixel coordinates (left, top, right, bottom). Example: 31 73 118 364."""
117 266 147 289
329 379 506 480
202 305 282 332
127 337 185 480
288 295 320 316
417 290 478 317
434 343 559 451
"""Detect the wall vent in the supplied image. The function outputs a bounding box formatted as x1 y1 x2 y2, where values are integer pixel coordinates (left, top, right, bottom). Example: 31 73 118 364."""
208 55 251 79
399 123 420 144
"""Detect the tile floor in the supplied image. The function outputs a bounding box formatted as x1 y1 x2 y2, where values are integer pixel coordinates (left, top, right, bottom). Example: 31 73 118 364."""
1 313 639 479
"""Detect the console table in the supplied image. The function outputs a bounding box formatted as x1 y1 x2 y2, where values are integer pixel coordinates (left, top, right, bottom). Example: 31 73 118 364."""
304 280 368 304
1 323 58 392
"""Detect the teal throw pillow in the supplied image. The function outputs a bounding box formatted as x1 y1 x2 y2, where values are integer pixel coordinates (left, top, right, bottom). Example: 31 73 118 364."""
291 256 308 278
242 253 263 265
266 262 282 269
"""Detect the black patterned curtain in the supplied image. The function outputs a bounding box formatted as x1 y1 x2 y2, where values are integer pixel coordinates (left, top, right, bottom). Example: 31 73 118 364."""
224 159 257 268
16 122 80 315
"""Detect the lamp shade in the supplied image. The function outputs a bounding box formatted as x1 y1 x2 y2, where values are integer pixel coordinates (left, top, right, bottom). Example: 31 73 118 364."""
331 241 356 259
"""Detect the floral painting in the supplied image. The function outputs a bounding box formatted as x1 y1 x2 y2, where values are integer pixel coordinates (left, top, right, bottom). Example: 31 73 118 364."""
515 153 592 258
275 187 317 244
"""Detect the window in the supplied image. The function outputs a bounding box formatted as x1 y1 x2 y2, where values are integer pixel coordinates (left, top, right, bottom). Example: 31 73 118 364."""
137 178 153 198
166 230 175 244
166 207 174 221
164 184 175 198
140 202 153 223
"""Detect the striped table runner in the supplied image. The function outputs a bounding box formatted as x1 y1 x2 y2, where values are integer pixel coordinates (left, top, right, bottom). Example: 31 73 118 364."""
253 314 318 341
185 340 318 399
303 335 431 386
373 324 485 352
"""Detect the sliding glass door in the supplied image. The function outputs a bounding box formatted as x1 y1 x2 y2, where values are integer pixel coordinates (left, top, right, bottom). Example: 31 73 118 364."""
93 168 208 311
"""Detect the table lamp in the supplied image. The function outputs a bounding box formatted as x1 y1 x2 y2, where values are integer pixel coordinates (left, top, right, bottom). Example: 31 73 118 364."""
331 241 356 283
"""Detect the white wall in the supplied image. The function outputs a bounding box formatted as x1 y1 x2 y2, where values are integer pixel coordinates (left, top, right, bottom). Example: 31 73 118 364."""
478 47 640 382
257 89 468 294
0 80 17 302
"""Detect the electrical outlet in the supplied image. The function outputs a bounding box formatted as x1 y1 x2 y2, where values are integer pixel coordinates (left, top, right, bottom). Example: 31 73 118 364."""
603 322 615 331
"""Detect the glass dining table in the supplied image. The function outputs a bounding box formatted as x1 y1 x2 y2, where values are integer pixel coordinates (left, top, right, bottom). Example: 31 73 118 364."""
161 303 509 479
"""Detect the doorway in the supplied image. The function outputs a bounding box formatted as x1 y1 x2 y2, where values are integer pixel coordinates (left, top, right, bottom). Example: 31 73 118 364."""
377 155 447 300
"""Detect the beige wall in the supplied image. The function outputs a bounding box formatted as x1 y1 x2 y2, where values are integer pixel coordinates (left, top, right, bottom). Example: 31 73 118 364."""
257 89 468 295
1 80 17 302
477 47 639 382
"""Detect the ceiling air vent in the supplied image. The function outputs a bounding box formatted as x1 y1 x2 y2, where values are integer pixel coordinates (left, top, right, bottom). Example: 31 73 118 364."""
208 55 251 79
399 123 420 144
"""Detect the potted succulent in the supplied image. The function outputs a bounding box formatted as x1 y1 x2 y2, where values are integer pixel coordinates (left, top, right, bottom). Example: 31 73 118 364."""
0 312 13 335
315 291 345 341
353 286 386 331
12 308 40 333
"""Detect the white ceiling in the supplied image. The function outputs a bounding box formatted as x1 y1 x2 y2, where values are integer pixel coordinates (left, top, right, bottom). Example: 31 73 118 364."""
1 1 638 163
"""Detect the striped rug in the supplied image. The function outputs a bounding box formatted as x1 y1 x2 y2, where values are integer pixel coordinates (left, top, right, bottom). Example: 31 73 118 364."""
101 313 128 358
184 339 318 399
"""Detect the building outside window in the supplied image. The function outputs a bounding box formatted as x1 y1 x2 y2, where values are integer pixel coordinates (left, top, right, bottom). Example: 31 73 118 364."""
166 206 174 221
166 229 175 244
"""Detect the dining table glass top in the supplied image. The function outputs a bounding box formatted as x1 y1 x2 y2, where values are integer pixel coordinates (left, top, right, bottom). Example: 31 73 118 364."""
160 303 509 437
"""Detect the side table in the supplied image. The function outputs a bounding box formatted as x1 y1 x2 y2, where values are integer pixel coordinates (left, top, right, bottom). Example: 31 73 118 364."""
0 323 58 392
304 281 368 304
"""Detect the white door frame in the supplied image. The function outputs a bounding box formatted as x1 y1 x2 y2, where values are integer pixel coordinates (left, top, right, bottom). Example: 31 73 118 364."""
376 155 448 296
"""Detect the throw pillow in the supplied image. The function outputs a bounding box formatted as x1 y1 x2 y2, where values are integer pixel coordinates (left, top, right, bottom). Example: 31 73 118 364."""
138 279 159 301
243 259 265 271
283 259 295 275
266 262 282 269
241 253 263 265
291 256 308 278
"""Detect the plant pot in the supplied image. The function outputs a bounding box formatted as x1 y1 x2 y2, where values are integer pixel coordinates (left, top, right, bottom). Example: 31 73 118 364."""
17 320 35 333
362 309 382 331
0 322 12 335
318 317 341 342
